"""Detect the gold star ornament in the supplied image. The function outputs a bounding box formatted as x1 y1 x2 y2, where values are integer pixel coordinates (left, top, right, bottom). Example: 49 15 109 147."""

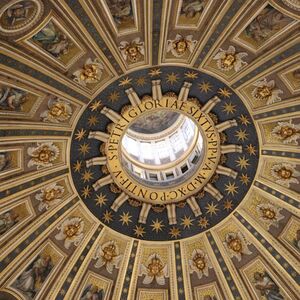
198 81 212 93
151 219 165 233
95 193 107 207
169 227 181 238
119 212 132 226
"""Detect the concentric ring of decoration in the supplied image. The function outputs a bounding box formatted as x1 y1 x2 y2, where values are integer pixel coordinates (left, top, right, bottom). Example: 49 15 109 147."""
105 96 220 204
70 66 259 241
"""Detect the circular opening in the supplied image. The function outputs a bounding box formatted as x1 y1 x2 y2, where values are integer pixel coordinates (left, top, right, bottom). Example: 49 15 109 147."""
120 109 205 187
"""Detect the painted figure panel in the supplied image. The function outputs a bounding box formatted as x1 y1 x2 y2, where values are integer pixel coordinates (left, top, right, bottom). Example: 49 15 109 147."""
0 1 38 29
0 83 41 116
253 271 284 300
105 0 135 31
177 0 208 26
79 272 112 300
80 284 104 300
0 85 28 112
238 4 294 49
0 149 22 179
30 19 82 66
13 254 53 299
0 209 19 236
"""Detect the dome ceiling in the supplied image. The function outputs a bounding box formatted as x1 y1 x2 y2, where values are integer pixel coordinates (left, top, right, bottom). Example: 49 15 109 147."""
0 0 299 300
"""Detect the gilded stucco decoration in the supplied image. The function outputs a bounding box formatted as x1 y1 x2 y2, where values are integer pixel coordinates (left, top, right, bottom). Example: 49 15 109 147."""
0 0 299 299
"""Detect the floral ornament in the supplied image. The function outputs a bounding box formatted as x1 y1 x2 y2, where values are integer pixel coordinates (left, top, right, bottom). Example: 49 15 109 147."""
55 217 84 249
256 203 284 230
27 142 59 169
139 253 169 285
189 249 212 279
35 183 64 212
271 121 300 145
213 45 248 72
251 78 283 105
223 231 252 261
271 163 300 187
119 38 145 63
73 58 104 86
93 240 123 273
166 34 197 57
40 98 72 123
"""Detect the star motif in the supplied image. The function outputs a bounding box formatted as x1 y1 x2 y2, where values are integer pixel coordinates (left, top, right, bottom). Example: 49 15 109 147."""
205 202 219 216
148 68 162 77
166 72 179 85
136 76 147 86
89 100 103 112
246 144 257 156
198 217 209 228
218 87 232 98
134 225 145 237
108 91 120 103
102 210 113 223
184 71 198 79
240 173 250 185
239 114 251 126
222 102 236 115
81 169 94 183
119 76 132 87
225 182 238 196
180 215 194 229
75 128 86 141
223 199 233 211
169 226 181 238
235 129 249 142
119 212 132 226
88 115 98 126
198 81 212 93
81 185 91 199
72 160 82 173
79 142 90 156
95 193 107 207
236 155 250 170
151 219 165 233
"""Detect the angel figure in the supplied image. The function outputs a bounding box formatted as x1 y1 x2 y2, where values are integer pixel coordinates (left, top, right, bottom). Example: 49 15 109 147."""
251 78 282 105
35 183 64 211
40 97 72 123
94 240 123 274
256 203 284 230
73 58 104 87
55 217 84 249
166 34 197 57
223 231 252 261
27 142 59 169
119 38 144 63
189 249 212 279
213 45 248 72
271 121 300 145
139 253 168 285
271 163 300 188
